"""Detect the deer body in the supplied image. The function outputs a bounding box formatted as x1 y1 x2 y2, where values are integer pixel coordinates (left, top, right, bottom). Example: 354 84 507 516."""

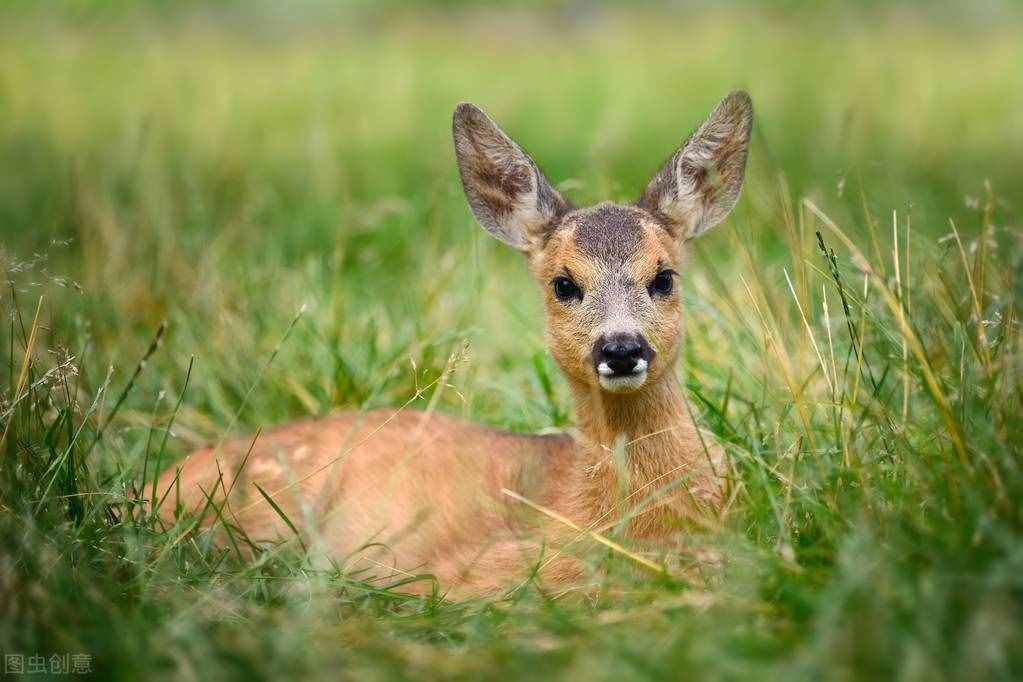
159 92 753 597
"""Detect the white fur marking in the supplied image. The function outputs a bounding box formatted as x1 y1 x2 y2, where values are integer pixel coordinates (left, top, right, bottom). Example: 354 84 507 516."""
598 369 648 393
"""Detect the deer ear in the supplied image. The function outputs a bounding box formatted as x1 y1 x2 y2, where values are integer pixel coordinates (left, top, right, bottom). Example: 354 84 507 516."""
637 91 753 241
453 103 569 251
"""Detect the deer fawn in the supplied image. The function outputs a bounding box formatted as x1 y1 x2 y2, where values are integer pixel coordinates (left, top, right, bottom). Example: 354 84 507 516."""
159 91 753 597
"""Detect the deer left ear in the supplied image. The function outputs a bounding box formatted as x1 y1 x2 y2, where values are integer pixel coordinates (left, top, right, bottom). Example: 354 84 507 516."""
453 103 570 252
638 90 753 241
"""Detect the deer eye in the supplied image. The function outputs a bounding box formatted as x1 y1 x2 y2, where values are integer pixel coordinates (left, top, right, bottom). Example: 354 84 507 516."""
552 276 582 302
648 270 675 297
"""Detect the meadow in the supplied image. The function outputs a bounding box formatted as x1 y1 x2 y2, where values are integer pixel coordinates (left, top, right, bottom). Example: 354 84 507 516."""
2 2 1022 679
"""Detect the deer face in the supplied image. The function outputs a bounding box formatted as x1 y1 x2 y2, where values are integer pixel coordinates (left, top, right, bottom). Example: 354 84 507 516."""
453 92 753 394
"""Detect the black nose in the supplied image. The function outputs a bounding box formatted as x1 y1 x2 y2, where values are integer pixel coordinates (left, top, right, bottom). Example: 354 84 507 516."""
593 334 653 377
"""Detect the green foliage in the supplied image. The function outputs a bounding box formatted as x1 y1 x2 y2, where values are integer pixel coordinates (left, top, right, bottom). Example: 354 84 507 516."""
1 4 1022 680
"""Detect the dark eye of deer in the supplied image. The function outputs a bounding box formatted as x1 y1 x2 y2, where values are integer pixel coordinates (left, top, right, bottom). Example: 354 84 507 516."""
649 270 675 297
552 276 582 302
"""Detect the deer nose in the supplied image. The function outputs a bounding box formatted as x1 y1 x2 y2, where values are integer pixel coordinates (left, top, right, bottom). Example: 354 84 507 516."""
593 334 653 377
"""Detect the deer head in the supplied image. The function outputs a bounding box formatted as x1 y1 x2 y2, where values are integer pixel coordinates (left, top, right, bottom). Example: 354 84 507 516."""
453 92 753 395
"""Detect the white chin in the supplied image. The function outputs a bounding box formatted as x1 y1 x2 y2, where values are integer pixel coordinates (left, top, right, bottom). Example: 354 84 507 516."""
598 370 648 393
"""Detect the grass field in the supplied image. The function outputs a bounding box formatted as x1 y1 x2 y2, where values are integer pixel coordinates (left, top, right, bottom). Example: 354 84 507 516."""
2 2 1023 679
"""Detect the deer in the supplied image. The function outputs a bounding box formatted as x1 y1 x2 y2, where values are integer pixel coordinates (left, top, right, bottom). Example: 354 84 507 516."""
158 91 753 598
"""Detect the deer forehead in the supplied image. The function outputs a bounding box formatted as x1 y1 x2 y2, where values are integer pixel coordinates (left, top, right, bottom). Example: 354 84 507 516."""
538 203 676 283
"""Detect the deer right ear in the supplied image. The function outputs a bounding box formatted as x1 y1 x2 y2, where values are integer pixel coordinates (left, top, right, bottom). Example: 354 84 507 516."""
638 91 753 241
452 103 569 251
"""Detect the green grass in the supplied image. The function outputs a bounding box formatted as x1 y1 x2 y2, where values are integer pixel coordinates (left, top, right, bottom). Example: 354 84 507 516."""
2 3 1023 679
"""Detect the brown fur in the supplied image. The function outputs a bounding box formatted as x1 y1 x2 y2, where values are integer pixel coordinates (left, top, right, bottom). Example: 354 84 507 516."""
157 91 753 598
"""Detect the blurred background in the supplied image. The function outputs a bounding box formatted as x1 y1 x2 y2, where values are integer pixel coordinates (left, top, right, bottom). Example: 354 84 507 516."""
1 0 1020 433
1 0 1021 435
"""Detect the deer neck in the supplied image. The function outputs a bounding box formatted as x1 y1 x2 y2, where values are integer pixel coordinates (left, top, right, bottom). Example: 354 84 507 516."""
563 371 715 530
